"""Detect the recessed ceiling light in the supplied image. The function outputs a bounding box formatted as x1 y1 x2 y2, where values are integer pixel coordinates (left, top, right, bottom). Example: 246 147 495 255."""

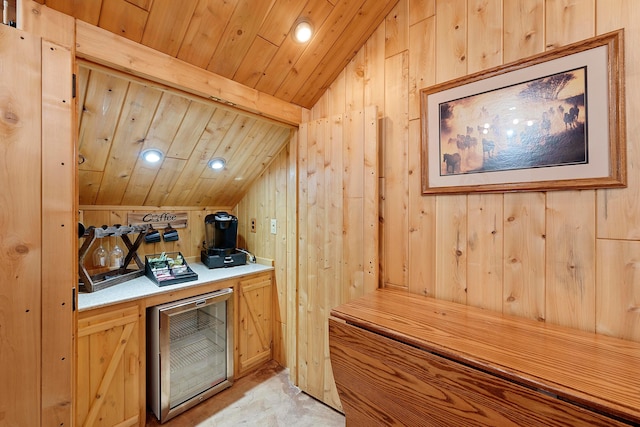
208 157 226 170
141 148 163 163
293 19 313 43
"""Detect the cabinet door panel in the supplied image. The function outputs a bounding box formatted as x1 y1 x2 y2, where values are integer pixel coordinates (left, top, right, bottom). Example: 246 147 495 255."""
77 304 141 427
237 274 273 375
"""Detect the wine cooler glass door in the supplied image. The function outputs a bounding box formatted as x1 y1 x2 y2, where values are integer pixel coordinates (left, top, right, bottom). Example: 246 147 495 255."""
155 288 234 422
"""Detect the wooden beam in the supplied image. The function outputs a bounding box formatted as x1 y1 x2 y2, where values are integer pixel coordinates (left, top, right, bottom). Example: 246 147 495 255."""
75 20 303 126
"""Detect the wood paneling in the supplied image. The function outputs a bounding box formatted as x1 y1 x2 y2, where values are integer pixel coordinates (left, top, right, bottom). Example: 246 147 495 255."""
291 106 378 409
0 25 43 427
42 0 399 109
301 0 640 331
276 0 640 410
4 3 76 426
235 147 293 372
234 1 640 414
597 0 640 240
76 303 142 427
77 64 293 208
41 37 75 425
78 207 233 269
237 274 273 375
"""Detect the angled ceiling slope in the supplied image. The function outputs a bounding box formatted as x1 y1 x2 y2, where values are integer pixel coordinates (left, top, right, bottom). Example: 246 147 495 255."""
40 0 400 109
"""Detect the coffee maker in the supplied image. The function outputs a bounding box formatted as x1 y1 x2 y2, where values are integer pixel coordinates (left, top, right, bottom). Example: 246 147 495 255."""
201 212 247 268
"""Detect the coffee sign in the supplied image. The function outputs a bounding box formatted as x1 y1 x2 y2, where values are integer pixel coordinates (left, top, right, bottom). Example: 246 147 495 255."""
127 212 188 229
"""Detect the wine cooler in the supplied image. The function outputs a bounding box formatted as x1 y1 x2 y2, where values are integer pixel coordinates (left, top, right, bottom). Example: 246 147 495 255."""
147 288 234 423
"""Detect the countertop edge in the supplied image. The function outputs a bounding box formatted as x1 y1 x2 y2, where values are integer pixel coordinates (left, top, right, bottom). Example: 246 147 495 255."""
78 262 274 312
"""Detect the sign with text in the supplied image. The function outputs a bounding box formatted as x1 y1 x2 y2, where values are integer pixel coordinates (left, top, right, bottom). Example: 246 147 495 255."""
127 212 188 229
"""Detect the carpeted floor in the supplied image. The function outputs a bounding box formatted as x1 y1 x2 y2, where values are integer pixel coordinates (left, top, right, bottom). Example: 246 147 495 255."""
146 361 346 426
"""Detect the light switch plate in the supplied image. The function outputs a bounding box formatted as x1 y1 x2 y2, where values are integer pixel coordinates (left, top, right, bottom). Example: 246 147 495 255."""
270 219 277 234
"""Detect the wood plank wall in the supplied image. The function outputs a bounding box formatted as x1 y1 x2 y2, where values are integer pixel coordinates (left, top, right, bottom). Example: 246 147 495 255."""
79 207 234 265
235 106 378 408
235 147 292 369
308 0 639 342
3 2 76 425
236 0 640 409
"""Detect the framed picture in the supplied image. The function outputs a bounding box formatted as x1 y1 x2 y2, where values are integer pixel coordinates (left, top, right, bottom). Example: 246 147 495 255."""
420 30 625 195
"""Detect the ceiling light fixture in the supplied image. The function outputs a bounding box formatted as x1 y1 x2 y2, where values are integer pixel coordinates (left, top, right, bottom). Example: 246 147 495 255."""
141 148 163 163
293 19 313 43
208 157 226 170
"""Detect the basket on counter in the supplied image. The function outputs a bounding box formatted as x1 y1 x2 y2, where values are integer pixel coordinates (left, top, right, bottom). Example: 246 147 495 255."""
145 252 198 286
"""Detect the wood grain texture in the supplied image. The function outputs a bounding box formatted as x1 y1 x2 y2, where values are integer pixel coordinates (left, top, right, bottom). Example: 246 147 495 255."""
435 0 467 81
232 0 640 411
596 240 640 342
382 51 409 288
0 25 42 427
466 193 503 311
408 14 435 120
76 63 293 208
408 119 436 296
467 0 502 73
291 108 378 408
503 0 544 62
597 0 640 241
545 0 595 49
75 21 303 125
330 317 629 427
545 190 596 331
330 289 640 425
237 275 273 375
76 303 142 427
43 0 398 108
41 37 75 426
385 0 409 58
503 192 546 320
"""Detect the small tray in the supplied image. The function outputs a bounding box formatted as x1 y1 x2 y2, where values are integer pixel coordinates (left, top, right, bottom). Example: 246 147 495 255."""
145 252 198 286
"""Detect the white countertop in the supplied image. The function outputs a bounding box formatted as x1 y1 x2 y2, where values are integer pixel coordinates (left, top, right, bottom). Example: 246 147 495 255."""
78 261 273 311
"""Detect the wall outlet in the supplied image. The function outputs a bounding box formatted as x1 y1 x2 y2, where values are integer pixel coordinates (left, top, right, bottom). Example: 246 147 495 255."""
270 218 277 234
250 218 256 233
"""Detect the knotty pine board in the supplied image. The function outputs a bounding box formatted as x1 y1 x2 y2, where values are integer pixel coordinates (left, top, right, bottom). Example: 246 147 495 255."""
0 26 42 427
545 190 596 331
408 119 437 296
41 37 75 425
291 107 378 409
383 51 409 288
466 193 504 312
467 0 502 73
5 4 76 425
239 0 640 414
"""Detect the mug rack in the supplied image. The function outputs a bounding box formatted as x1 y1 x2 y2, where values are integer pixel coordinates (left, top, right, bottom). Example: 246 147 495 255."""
78 224 149 293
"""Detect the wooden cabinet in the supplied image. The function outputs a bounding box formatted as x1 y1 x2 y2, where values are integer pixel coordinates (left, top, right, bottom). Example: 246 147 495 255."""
236 273 273 376
329 289 640 426
75 269 274 426
76 302 144 427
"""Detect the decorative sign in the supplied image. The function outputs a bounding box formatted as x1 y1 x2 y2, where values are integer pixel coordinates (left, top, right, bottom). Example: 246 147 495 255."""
127 212 188 229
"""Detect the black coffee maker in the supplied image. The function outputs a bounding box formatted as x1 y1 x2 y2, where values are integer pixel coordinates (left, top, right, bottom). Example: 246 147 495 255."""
201 212 247 268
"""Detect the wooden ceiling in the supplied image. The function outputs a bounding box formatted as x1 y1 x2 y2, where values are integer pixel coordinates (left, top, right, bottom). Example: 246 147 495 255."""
77 63 292 208
39 0 398 209
40 0 399 109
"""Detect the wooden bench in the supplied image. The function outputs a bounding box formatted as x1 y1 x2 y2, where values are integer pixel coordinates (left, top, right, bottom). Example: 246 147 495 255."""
329 288 640 426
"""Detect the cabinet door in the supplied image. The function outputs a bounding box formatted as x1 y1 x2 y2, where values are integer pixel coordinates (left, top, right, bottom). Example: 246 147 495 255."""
237 274 273 376
77 303 142 427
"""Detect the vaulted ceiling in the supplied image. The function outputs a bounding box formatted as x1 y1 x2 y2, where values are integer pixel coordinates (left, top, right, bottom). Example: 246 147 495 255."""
38 0 399 208
40 0 399 109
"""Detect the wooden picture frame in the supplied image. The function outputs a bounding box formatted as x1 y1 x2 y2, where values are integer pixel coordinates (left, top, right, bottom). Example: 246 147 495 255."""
420 30 625 195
